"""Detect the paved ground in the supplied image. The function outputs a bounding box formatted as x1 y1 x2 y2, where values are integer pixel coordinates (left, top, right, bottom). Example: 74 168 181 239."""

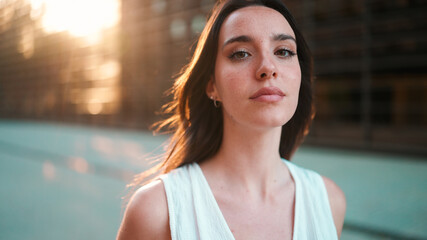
0 120 426 240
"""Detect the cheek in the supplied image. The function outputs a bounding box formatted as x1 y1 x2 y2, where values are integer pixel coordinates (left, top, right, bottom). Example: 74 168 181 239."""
217 75 246 104
291 71 302 94
283 64 302 113
282 63 302 93
214 63 249 100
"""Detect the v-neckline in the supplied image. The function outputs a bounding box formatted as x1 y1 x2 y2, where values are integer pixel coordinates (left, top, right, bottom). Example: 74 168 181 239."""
193 160 298 240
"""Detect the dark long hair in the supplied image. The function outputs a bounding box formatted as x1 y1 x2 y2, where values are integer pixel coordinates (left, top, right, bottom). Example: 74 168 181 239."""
132 0 313 185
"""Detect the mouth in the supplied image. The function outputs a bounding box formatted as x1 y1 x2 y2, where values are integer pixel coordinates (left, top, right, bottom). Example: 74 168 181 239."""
249 87 285 102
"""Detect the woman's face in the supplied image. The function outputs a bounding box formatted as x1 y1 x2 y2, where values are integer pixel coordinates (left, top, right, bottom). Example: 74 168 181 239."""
207 6 301 130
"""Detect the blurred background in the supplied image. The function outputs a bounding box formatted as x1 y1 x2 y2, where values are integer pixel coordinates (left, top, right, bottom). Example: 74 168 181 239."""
0 0 426 239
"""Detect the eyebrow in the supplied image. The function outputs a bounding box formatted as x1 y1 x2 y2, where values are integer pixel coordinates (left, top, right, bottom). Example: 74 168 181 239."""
222 33 296 50
273 33 296 43
222 35 252 49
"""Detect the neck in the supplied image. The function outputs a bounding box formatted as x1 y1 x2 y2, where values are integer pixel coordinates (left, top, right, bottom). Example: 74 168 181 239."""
203 119 289 199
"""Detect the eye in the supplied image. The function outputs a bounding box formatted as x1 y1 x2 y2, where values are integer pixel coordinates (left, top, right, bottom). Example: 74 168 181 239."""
275 48 296 58
229 50 251 60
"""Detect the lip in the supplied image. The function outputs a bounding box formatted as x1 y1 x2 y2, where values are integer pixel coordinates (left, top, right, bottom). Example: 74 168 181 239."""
249 87 285 102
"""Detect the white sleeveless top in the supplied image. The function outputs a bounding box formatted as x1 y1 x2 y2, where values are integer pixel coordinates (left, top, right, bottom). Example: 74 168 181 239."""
159 160 338 240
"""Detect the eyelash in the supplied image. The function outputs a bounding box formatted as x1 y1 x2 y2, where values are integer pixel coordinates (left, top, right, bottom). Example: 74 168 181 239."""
228 48 296 61
275 48 297 58
228 50 250 60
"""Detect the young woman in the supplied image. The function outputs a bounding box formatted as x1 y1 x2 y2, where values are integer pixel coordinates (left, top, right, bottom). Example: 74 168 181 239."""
117 0 346 239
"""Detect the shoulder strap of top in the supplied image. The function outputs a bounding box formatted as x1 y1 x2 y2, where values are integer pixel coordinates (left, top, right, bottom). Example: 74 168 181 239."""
159 163 235 240
189 163 235 240
284 160 338 240
159 165 197 240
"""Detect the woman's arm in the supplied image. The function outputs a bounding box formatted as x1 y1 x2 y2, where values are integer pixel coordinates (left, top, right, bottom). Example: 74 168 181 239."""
322 176 347 238
116 180 171 240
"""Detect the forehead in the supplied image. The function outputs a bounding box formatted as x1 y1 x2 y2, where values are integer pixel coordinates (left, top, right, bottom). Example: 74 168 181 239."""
219 6 295 41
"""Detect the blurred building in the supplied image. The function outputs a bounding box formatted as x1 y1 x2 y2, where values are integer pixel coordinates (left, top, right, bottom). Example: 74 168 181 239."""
0 0 426 155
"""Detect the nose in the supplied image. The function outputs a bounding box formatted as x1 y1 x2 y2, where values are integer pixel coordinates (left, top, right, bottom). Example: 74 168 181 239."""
255 55 277 80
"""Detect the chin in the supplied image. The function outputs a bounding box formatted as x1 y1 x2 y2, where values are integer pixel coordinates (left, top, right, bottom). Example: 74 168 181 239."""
223 103 297 130
248 114 293 129
254 106 296 125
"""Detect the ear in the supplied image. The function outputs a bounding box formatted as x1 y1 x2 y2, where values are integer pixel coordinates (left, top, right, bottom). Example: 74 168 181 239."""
206 76 218 99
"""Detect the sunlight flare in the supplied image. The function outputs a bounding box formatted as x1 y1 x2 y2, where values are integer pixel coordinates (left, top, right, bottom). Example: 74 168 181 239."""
30 0 120 39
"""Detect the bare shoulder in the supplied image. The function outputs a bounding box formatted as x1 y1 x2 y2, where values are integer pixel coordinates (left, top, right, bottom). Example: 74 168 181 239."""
322 176 346 238
116 180 171 240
